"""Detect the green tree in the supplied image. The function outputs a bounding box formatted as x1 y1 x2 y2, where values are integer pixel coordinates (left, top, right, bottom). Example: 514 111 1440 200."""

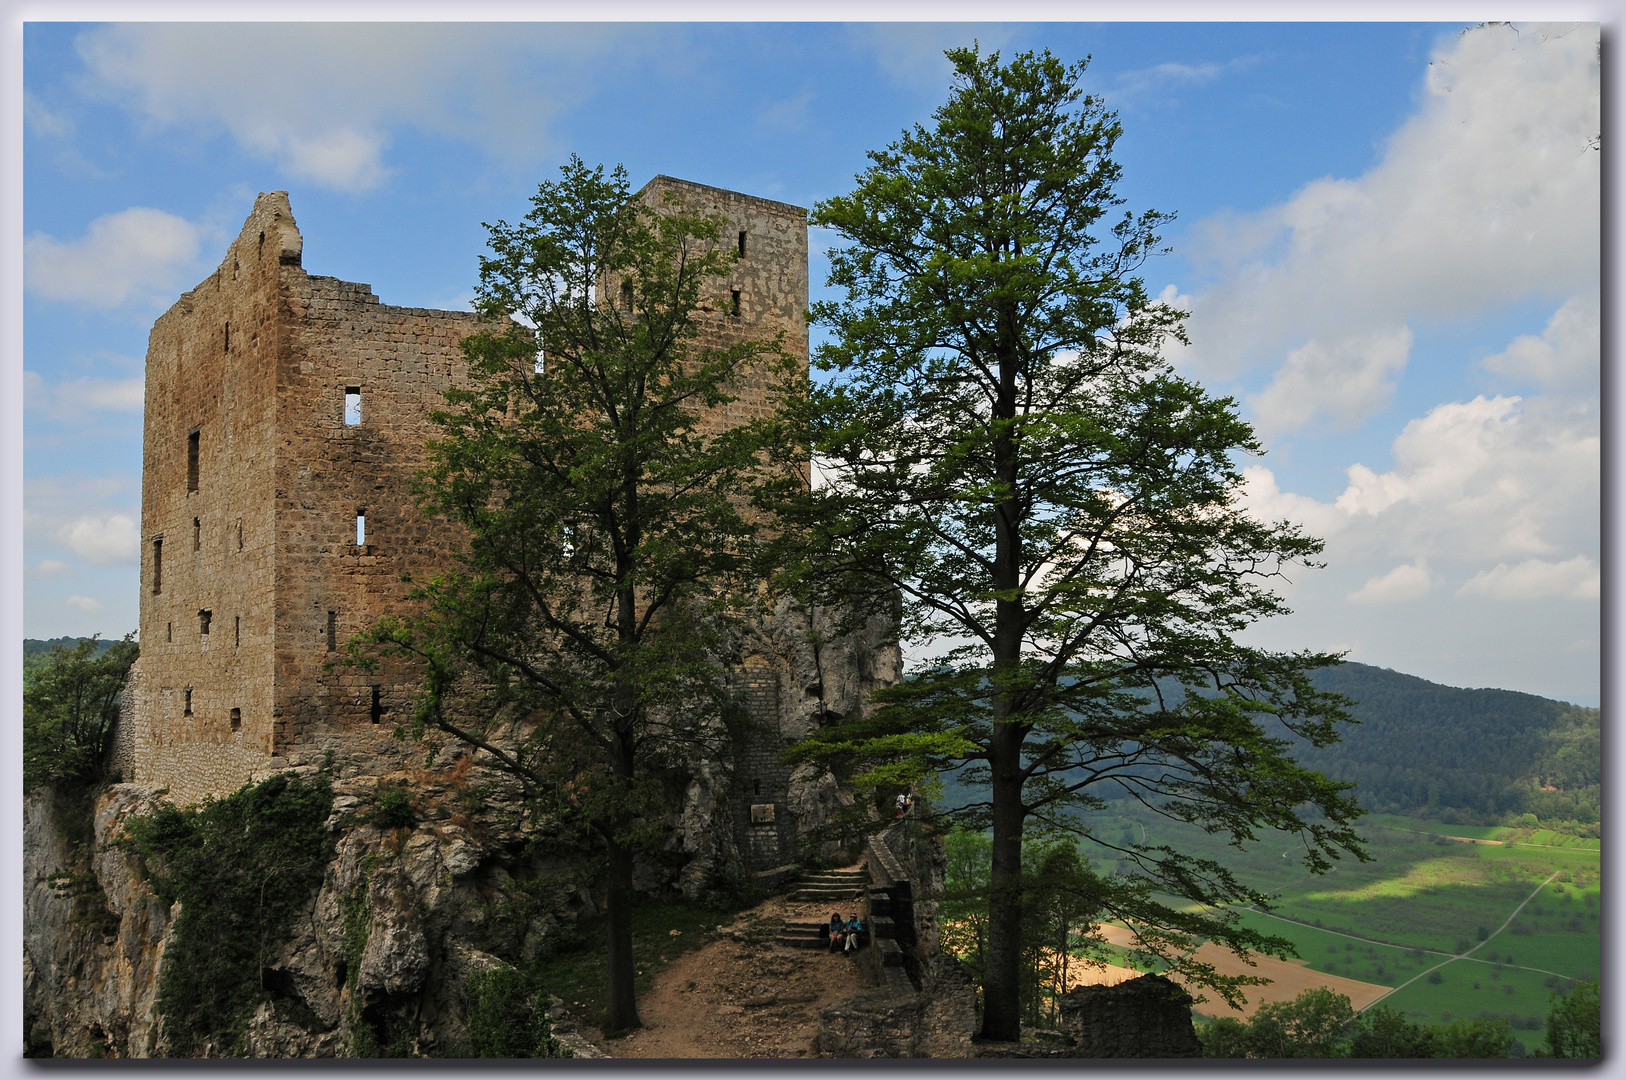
1346 1006 1434 1058
1543 978 1601 1058
771 46 1365 1040
1432 1017 1516 1058
1244 987 1356 1058
355 159 791 1033
23 633 138 790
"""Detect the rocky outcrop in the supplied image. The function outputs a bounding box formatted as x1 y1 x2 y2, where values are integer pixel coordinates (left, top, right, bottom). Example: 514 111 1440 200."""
816 954 977 1058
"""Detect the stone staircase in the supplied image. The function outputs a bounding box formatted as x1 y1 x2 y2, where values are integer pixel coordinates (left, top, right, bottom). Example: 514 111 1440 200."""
775 867 871 951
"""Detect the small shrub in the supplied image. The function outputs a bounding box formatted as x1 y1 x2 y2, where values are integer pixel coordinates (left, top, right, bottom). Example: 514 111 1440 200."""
368 785 416 829
1427 970 1444 985
459 967 570 1058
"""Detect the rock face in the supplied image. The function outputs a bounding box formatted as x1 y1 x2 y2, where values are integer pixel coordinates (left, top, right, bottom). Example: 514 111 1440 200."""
816 955 977 1058
1057 974 1203 1058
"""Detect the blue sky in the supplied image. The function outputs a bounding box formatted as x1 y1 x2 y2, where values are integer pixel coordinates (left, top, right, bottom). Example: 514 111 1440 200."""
15 19 1601 703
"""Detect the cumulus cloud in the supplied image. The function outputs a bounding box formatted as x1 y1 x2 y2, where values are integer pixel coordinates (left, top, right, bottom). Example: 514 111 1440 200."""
65 595 104 613
30 560 76 578
57 514 140 567
1457 555 1598 601
73 24 638 193
1248 327 1412 435
26 207 203 308
1483 289 1599 390
1175 23 1598 414
1348 560 1432 605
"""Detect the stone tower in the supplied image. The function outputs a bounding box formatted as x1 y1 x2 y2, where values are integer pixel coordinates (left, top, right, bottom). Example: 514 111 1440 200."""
117 180 893 875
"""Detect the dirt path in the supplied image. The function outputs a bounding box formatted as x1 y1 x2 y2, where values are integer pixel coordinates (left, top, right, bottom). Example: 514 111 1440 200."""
587 894 872 1059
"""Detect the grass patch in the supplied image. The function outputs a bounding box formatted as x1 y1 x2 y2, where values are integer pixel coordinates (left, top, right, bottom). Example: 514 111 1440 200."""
527 896 754 1033
1231 910 1424 987
1378 959 1553 1036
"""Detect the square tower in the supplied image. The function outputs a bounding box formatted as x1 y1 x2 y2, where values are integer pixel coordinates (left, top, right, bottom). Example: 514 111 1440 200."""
121 182 812 814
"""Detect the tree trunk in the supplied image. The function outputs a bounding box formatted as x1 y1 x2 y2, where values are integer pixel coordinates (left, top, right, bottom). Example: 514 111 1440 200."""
603 838 641 1032
980 724 1026 1041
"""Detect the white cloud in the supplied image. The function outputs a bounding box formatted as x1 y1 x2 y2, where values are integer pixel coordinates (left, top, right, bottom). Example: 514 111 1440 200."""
1483 289 1599 390
31 560 76 578
57 514 140 567
1248 327 1412 435
65 595 105 613
26 369 145 420
25 207 203 308
24 91 74 138
73 24 637 193
1176 23 1598 394
1348 560 1432 605
1457 555 1598 601
1111 55 1259 106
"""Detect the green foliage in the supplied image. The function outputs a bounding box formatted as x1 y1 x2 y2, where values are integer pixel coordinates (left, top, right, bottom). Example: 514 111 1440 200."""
119 772 335 1056
1243 987 1356 1058
1542 979 1600 1058
769 43 1364 1038
23 634 137 790
1346 1006 1434 1058
1299 662 1600 830
1199 989 1521 1059
459 967 570 1058
367 785 416 829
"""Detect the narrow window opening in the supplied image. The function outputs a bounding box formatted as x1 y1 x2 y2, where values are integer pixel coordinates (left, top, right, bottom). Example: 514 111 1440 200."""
738 230 747 257
152 537 163 593
258 231 265 257
193 517 201 552
356 511 366 546
620 280 634 311
753 778 762 796
230 708 241 731
236 518 243 550
199 609 211 636
344 387 362 426
187 429 200 492
224 322 230 353
166 621 172 643
232 260 239 282
234 615 241 647
730 289 741 316
183 688 193 716
370 685 383 725
327 610 337 652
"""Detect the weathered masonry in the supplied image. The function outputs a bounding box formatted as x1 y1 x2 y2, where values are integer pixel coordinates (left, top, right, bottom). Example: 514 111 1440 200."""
117 181 879 873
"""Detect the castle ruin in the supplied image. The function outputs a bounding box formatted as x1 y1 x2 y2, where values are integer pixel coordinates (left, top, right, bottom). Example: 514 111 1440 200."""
117 179 898 875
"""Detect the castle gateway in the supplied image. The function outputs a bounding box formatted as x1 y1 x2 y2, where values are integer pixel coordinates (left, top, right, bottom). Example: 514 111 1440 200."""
117 181 895 872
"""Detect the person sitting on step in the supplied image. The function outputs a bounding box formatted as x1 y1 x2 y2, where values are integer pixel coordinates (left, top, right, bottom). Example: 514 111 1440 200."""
827 912 845 952
843 913 864 952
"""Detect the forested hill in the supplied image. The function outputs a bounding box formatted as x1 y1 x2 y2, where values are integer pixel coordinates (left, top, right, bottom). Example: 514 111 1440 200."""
1299 662 1599 831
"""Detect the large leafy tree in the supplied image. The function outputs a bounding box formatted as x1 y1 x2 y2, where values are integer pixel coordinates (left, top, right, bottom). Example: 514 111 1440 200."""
357 158 791 1032
770 47 1365 1041
23 634 138 790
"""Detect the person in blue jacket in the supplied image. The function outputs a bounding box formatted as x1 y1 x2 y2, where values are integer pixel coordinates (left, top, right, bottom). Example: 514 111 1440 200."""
843 913 864 952
827 912 845 952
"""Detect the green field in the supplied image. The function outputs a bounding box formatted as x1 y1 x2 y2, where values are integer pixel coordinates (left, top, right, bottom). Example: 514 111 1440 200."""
1076 805 1600 1034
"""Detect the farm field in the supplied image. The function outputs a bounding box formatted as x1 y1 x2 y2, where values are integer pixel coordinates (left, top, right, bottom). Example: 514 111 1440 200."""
1077 805 1600 1036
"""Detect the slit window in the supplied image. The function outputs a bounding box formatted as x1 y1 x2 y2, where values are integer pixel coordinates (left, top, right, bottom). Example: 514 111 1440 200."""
183 688 193 716
356 511 366 546
236 518 244 550
187 429 200 492
234 615 241 647
327 610 337 652
166 621 172 643
193 517 201 552
230 708 241 731
199 609 211 636
344 387 362 426
258 231 265 257
152 537 163 593
370 685 383 724
738 230 747 257
730 289 741 316
621 280 634 311
224 322 230 352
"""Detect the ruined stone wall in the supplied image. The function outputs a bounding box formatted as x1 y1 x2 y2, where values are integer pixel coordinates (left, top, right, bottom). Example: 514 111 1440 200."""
129 193 300 802
269 274 483 766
